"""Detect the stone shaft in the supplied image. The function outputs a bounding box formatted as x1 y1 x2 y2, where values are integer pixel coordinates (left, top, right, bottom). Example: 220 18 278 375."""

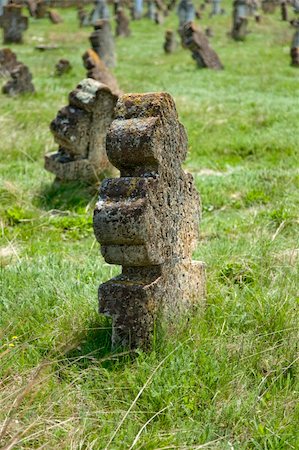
45 78 117 183
93 92 206 349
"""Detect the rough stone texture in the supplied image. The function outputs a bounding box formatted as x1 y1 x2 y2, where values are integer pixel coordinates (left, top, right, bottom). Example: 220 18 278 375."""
290 24 299 66
0 5 28 44
182 21 224 69
55 58 72 75
0 0 8 17
115 8 131 36
35 0 47 18
82 48 121 96
0 47 18 77
48 9 63 23
45 78 118 183
163 29 177 53
93 92 206 349
231 0 248 41
2 63 35 95
89 19 116 68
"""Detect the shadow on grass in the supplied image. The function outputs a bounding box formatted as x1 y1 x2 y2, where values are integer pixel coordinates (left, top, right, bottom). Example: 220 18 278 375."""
36 180 99 212
61 317 136 373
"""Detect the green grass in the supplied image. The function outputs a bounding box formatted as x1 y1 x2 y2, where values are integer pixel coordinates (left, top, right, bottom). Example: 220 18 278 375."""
0 2 299 448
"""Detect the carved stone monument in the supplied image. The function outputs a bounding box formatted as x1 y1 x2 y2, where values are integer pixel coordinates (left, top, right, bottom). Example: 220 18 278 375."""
82 49 121 96
231 0 248 41
0 5 28 44
0 47 18 77
163 29 177 53
290 23 299 66
115 8 131 36
182 22 224 69
89 20 116 68
93 92 206 349
2 63 35 95
45 78 118 183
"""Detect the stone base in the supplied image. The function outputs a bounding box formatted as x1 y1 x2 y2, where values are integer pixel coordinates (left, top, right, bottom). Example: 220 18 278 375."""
45 152 107 183
99 260 206 349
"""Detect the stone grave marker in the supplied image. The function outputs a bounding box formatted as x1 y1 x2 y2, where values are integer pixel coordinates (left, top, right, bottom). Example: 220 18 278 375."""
90 0 110 24
261 0 276 13
0 5 28 44
45 78 118 183
0 0 8 17
231 0 248 41
281 1 288 20
146 0 156 19
48 9 63 24
164 29 177 52
178 0 195 32
0 47 18 76
78 6 90 27
210 0 223 16
82 48 121 96
55 58 72 75
35 0 47 18
132 0 143 19
115 8 131 36
182 21 223 69
93 92 206 349
89 19 116 68
26 0 37 17
2 62 34 95
290 22 299 66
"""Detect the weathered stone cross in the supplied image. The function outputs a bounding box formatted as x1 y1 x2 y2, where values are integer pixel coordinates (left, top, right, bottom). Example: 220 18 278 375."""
93 92 206 349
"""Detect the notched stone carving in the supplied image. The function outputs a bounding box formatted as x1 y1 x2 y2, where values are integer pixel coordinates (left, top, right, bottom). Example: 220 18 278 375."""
93 92 206 349
45 78 118 183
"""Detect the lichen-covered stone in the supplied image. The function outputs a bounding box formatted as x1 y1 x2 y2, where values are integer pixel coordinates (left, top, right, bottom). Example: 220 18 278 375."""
93 92 206 349
182 21 223 70
45 78 118 183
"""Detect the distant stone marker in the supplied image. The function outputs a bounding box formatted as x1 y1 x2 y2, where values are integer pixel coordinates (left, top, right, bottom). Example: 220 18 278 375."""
280 1 288 21
26 0 37 18
82 49 121 96
0 47 18 77
231 0 248 41
93 92 206 349
90 0 109 24
115 8 131 37
178 0 195 31
210 0 223 16
0 5 28 44
55 58 72 76
48 10 63 24
2 63 34 95
35 0 47 18
89 20 116 68
182 21 223 69
164 29 177 53
261 0 276 13
78 6 90 27
45 78 118 183
0 0 8 17
290 23 299 66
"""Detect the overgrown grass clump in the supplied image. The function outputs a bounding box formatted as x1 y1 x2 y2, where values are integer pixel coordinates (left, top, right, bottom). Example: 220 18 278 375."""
0 1 298 448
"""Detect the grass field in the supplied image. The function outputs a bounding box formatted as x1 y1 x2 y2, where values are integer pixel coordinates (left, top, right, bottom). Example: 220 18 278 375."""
0 1 299 448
